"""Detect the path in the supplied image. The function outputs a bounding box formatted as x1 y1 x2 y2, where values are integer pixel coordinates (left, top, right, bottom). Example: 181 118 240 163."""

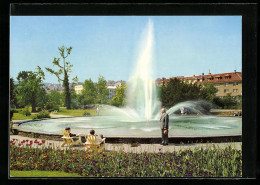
10 135 241 154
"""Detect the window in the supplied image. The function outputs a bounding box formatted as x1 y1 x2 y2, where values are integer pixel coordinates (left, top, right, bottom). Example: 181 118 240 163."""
233 82 238 86
214 84 220 87
224 89 229 93
224 83 229 86
233 89 238 93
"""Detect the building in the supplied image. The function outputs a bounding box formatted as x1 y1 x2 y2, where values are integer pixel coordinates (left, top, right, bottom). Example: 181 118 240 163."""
107 86 117 100
156 70 242 99
74 85 83 94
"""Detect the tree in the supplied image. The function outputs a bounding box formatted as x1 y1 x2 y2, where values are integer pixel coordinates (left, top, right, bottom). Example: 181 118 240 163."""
10 78 18 108
45 90 63 111
80 78 97 105
111 83 126 107
45 45 76 109
95 75 109 104
16 66 45 112
199 83 218 102
160 78 202 108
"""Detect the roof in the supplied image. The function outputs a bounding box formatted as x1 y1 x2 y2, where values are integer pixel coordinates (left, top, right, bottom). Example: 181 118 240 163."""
156 72 242 84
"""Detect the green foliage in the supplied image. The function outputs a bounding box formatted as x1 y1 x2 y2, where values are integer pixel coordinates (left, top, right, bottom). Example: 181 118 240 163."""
33 110 50 120
70 91 80 109
83 112 91 116
80 78 97 105
199 83 218 102
20 106 31 116
10 108 19 113
16 67 45 112
45 90 62 111
45 46 75 110
212 94 239 109
160 78 202 108
95 75 109 104
111 83 126 107
10 78 18 108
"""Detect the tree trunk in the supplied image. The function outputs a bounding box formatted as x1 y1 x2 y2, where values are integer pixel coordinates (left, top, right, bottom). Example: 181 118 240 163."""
63 71 71 109
31 92 36 112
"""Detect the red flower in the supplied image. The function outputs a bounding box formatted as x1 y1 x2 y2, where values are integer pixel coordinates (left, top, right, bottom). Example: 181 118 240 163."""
159 148 161 151
49 143 52 145
26 140 29 142
42 140 45 143
38 143 42 146
18 143 21 146
10 144 12 147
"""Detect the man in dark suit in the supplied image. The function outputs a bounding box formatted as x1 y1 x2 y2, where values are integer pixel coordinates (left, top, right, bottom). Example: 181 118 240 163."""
160 108 169 145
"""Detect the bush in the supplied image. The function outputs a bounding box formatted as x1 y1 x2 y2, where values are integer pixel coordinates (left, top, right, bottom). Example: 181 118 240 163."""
33 110 50 120
83 112 90 116
37 107 42 112
20 106 31 116
11 108 19 113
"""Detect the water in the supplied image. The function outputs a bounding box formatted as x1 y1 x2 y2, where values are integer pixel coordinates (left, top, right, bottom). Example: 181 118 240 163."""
19 19 242 137
19 116 241 137
124 19 161 121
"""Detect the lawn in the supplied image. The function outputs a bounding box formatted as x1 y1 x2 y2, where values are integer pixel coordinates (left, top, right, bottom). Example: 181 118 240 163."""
57 108 97 116
12 113 35 120
10 170 82 177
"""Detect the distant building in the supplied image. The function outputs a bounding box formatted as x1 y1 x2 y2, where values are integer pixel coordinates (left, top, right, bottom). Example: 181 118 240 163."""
156 70 242 100
107 86 117 100
74 85 83 94
44 83 63 93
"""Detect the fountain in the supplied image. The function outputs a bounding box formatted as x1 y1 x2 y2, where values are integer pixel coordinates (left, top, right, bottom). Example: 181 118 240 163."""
16 20 241 142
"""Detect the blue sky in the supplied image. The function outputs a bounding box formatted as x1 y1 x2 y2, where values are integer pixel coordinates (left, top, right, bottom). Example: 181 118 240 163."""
10 16 242 83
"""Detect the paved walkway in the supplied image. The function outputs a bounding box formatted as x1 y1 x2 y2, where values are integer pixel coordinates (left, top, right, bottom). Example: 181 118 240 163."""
10 135 241 154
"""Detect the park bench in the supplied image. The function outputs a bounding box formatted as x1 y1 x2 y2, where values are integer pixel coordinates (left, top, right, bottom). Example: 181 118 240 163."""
61 130 82 147
84 134 106 152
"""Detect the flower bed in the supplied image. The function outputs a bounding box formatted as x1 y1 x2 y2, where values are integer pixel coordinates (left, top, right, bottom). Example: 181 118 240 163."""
9 139 242 177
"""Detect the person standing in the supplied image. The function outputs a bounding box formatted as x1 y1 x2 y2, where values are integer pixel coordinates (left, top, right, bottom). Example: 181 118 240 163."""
160 108 169 146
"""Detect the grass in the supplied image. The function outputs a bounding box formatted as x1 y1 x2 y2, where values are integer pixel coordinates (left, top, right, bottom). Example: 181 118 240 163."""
57 108 97 116
12 113 34 120
10 170 82 177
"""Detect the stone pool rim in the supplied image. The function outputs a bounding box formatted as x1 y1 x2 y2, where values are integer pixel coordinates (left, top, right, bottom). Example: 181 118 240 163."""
11 118 242 144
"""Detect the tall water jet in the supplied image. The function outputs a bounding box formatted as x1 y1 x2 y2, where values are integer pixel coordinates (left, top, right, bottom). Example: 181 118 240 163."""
125 19 161 121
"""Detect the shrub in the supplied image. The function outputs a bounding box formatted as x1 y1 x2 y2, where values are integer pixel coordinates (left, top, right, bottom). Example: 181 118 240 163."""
37 107 42 112
83 112 90 116
20 106 31 116
11 108 19 113
33 110 50 120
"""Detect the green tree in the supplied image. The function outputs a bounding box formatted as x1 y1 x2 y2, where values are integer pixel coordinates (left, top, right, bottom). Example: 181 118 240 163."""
95 75 109 104
111 83 126 107
45 46 76 109
16 67 45 112
199 83 218 102
10 78 18 108
80 78 97 105
160 78 202 108
45 90 63 111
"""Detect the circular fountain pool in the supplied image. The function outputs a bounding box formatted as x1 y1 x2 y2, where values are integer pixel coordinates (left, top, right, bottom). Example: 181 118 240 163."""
18 115 241 137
